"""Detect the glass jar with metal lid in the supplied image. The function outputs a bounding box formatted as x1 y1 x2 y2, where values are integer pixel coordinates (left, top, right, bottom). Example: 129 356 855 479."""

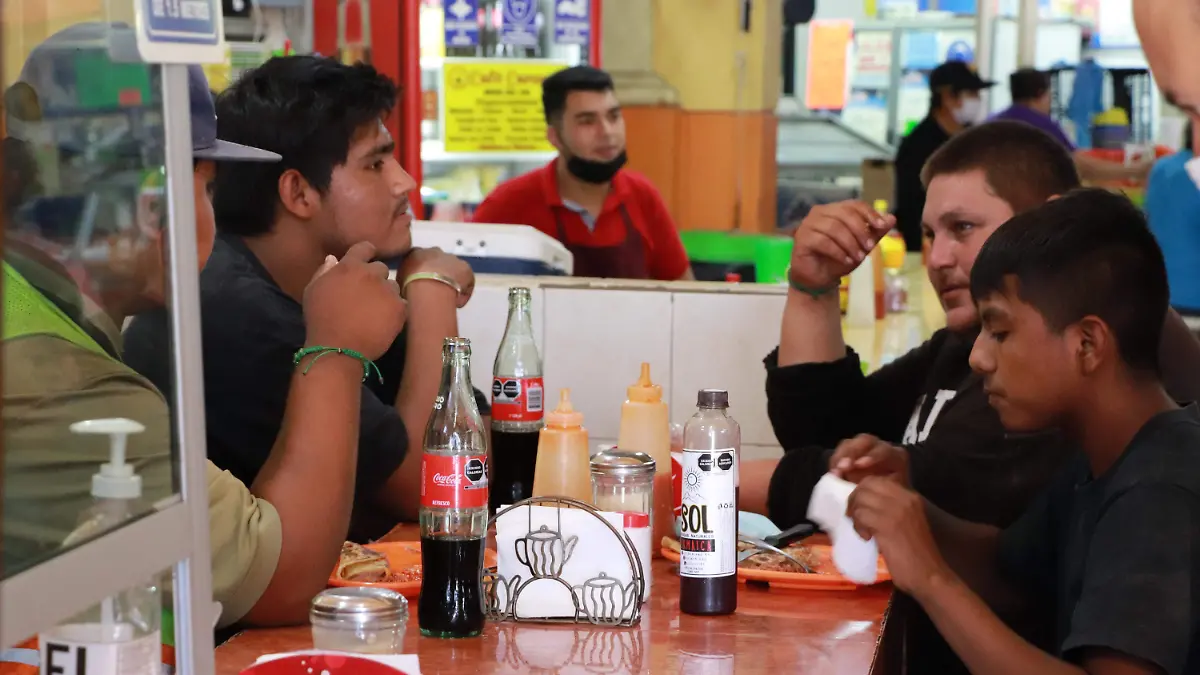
310 587 409 654
590 449 656 517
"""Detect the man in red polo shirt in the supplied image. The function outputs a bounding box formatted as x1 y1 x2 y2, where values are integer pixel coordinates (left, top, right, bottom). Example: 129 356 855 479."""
472 66 693 280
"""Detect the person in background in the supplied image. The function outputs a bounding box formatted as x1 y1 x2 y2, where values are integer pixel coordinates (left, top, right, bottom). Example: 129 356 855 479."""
893 61 994 252
0 27 406 669
991 68 1152 182
848 188 1200 675
740 120 1200 675
471 66 693 281
124 55 479 544
1145 122 1200 316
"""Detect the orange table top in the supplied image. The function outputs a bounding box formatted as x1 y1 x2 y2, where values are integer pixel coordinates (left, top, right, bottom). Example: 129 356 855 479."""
214 527 895 674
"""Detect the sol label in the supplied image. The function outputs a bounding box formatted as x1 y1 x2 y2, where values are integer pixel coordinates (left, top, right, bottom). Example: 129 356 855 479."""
421 454 488 509
678 448 737 578
491 376 544 423
39 629 161 675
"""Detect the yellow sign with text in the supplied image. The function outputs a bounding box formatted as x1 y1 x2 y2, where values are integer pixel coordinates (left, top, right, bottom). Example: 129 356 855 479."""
441 59 569 154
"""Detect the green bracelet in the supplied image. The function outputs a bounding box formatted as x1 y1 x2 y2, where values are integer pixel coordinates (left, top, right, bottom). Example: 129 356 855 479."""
787 275 840 298
293 346 383 384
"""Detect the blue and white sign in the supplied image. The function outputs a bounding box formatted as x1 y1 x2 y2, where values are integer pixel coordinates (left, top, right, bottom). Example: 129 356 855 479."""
136 0 225 63
501 0 539 47
444 0 480 48
553 0 590 46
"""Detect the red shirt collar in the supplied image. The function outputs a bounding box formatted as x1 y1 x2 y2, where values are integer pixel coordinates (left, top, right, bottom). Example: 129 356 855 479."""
537 158 631 213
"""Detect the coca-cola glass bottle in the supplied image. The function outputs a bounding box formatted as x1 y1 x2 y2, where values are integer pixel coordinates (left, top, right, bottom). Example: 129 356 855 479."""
420 337 489 638
490 287 543 511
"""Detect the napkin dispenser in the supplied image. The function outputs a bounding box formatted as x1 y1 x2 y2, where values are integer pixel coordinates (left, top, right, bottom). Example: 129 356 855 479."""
486 497 646 626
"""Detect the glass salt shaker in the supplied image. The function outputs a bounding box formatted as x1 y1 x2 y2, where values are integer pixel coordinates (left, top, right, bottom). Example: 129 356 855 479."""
310 587 409 654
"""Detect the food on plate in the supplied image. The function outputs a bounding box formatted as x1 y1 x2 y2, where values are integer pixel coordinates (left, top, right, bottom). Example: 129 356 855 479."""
736 540 821 573
336 542 421 583
661 536 825 574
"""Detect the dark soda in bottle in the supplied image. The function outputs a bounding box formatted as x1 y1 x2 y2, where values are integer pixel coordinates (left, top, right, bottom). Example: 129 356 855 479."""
490 287 543 511
420 337 489 638
679 389 740 616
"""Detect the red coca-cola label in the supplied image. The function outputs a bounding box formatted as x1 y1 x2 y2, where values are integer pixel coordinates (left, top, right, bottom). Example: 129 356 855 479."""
491 376 544 423
421 454 489 509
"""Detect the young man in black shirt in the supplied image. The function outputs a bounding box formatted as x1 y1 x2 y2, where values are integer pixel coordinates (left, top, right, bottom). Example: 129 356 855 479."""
125 56 479 542
849 188 1200 675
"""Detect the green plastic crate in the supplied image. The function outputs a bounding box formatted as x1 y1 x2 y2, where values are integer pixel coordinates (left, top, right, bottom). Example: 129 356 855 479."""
680 231 792 284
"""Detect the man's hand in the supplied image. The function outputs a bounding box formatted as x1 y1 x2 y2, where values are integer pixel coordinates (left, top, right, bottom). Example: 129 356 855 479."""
401 247 476 308
847 476 951 599
303 241 406 359
789 201 895 290
829 434 910 485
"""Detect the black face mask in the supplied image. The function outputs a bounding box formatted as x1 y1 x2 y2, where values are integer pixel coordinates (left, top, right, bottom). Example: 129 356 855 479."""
565 150 627 185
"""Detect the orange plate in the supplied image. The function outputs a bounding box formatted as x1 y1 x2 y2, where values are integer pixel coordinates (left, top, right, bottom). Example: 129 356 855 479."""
328 542 497 598
661 545 890 591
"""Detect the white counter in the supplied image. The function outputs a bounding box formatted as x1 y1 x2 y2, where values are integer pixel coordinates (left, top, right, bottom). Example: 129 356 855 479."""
456 265 945 460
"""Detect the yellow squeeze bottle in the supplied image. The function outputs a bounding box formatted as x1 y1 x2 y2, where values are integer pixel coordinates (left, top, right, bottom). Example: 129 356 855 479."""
617 363 674 555
532 389 592 503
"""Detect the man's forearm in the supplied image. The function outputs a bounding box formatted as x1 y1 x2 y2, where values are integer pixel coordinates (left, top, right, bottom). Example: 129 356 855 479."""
381 282 460 519
246 353 363 625
915 573 1085 675
777 288 846 366
925 502 1024 612
1074 153 1144 183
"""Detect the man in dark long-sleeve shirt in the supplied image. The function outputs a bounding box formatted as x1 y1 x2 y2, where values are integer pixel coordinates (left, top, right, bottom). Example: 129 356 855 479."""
893 61 994 251
750 121 1200 675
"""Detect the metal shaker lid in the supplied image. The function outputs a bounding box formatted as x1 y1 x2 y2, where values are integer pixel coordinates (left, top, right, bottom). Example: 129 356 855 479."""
310 586 409 625
590 449 656 478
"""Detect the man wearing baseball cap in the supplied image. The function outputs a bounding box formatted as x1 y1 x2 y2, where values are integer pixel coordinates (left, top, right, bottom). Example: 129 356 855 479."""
893 61 995 251
1 24 405 670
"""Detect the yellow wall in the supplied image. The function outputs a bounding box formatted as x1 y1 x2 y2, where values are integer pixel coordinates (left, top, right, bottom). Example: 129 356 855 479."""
650 0 781 112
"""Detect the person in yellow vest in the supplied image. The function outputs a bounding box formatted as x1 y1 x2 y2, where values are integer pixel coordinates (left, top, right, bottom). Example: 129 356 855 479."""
1 23 407 671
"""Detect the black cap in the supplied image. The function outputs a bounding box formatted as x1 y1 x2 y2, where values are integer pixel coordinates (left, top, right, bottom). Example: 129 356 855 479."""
929 61 995 93
697 389 729 409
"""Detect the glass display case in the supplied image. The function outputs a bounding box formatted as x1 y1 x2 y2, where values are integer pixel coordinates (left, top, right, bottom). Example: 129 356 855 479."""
0 9 216 674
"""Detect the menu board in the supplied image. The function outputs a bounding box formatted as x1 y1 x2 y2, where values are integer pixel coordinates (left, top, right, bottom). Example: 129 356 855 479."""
442 59 569 154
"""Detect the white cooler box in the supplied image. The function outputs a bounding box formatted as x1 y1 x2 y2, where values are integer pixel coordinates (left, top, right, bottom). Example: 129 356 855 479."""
407 220 573 276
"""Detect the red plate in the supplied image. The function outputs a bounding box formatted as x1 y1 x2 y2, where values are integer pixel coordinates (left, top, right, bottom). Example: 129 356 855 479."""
241 654 409 675
327 541 497 597
661 544 890 591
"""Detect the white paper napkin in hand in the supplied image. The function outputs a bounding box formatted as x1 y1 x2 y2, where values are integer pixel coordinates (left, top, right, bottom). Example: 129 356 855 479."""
807 473 879 585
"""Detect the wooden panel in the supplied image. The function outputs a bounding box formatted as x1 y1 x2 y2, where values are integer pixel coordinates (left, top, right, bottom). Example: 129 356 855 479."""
676 110 778 233
622 104 681 222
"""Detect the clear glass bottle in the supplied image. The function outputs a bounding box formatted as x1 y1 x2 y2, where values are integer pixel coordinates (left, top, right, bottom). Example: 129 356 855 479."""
679 390 740 617
41 419 161 674
419 338 489 638
490 287 544 511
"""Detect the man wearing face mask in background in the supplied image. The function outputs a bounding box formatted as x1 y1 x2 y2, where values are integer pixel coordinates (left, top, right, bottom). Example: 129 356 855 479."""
892 61 993 252
471 66 693 280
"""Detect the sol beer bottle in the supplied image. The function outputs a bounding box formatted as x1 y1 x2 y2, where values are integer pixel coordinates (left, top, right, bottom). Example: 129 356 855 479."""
679 390 740 616
490 287 543 510
419 337 489 638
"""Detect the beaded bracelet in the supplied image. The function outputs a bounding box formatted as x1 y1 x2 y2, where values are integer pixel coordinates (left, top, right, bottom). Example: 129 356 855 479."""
787 275 839 298
293 345 383 384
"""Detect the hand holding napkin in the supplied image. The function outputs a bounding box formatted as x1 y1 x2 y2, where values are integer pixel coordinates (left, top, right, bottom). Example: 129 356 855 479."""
807 473 879 584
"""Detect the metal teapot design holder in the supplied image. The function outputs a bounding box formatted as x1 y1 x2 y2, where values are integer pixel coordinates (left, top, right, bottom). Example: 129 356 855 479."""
483 496 645 627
